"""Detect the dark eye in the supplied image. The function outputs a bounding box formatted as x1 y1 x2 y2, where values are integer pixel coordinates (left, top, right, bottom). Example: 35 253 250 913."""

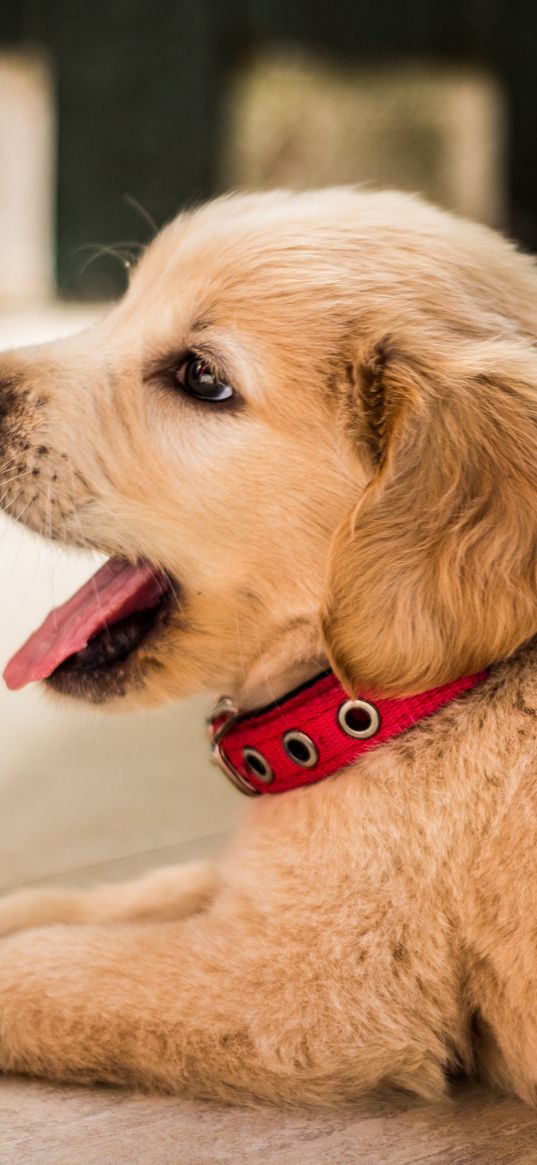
177 354 234 402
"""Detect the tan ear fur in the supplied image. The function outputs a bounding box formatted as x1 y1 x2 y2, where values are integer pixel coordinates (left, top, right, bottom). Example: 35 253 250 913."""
322 336 537 696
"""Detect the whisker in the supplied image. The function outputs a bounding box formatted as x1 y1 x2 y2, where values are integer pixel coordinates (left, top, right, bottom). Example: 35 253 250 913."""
0 457 19 476
0 483 23 509
44 477 53 545
74 244 134 278
167 576 183 610
63 460 111 632
143 560 182 611
74 240 145 257
0 468 33 490
123 193 159 237
14 494 35 523
65 461 93 549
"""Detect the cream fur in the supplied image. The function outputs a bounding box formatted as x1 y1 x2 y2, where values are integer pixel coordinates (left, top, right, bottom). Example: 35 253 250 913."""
1 188 537 1104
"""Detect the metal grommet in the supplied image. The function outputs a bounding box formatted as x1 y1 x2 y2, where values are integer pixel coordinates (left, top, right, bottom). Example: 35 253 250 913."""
337 698 381 740
242 746 274 784
282 730 319 769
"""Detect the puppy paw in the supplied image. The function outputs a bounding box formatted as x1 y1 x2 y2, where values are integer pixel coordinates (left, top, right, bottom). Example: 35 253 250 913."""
0 887 73 936
0 861 220 936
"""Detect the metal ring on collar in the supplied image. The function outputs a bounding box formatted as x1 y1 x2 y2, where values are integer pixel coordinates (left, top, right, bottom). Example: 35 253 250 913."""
282 729 319 768
337 698 381 740
242 746 274 784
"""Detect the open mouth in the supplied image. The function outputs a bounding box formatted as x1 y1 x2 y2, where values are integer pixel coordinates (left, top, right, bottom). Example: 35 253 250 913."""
3 558 175 700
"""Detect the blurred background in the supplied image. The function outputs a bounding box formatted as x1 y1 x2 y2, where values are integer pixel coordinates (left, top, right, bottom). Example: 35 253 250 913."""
0 0 530 889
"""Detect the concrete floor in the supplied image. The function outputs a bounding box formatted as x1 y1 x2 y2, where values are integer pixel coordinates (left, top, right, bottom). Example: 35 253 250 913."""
1 308 537 1163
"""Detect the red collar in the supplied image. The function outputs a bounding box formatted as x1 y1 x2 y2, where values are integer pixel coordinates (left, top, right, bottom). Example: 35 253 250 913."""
207 668 489 795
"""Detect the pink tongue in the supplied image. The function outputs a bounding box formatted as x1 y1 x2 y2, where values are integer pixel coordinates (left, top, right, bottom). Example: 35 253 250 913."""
3 558 168 691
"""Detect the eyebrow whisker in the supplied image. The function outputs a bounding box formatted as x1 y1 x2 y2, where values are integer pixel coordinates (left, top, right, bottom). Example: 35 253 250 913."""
122 193 159 237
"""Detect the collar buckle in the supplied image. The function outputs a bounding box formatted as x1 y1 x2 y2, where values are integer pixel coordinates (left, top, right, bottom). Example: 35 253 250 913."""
207 696 259 796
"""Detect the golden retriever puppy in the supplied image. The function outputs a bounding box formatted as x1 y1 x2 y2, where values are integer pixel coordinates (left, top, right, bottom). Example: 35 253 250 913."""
2 187 537 1105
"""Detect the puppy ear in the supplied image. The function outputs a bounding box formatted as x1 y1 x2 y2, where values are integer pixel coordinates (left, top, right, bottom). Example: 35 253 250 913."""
322 337 537 696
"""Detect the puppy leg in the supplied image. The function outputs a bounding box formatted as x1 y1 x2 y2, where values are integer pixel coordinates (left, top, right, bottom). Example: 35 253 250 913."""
0 909 448 1104
0 862 219 936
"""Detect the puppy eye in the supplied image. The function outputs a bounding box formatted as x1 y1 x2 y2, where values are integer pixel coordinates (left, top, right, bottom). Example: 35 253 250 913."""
176 354 234 402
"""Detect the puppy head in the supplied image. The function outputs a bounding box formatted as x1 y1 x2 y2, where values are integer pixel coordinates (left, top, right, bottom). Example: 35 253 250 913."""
2 187 537 708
